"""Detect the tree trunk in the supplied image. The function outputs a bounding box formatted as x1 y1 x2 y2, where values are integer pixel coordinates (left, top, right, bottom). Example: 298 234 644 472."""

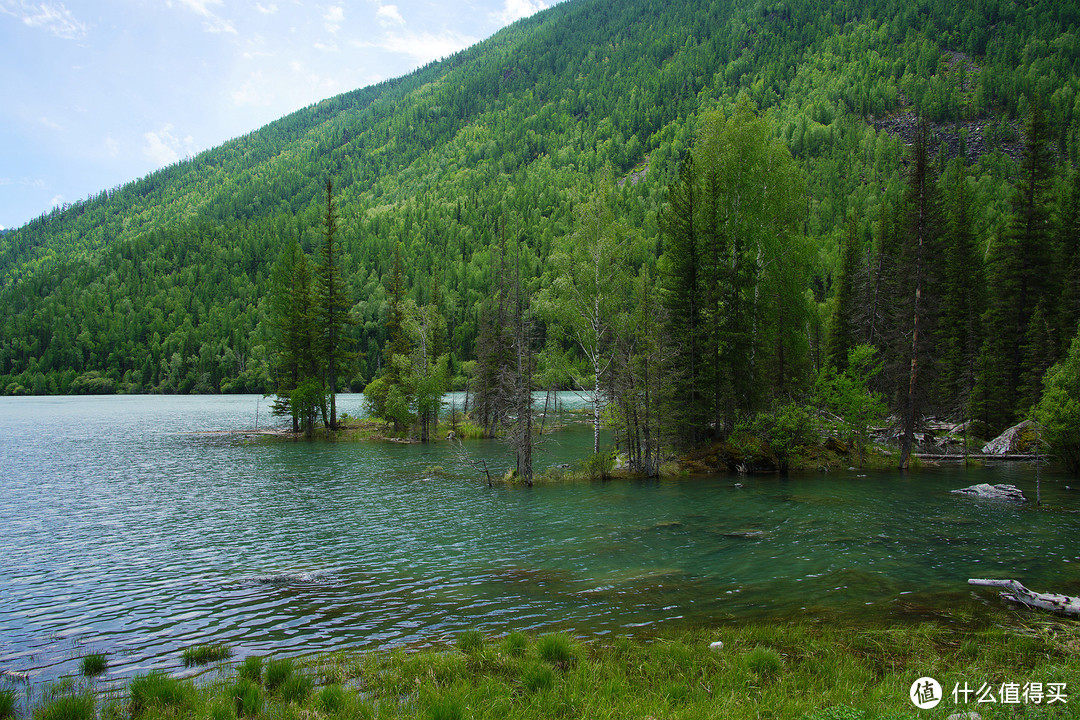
969 578 1080 616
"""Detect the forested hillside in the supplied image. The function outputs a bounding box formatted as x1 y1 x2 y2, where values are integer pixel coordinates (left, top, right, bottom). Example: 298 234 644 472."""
2 0 1079 455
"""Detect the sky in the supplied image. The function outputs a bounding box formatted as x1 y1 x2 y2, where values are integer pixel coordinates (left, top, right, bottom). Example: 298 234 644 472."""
0 0 549 231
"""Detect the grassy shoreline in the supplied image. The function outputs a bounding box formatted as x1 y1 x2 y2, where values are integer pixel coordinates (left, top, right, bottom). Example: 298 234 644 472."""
10 616 1079 720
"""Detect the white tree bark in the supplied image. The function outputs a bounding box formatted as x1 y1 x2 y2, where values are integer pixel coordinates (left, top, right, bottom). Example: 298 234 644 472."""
969 578 1080 616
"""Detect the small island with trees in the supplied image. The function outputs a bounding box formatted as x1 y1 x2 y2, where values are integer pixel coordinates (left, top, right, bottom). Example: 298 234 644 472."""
260 95 1080 484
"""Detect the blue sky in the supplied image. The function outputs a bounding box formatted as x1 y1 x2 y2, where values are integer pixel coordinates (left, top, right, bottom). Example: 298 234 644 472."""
0 0 549 230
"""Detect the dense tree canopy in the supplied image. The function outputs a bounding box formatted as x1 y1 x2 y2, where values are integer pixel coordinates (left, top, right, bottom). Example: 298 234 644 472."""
1 0 1079 458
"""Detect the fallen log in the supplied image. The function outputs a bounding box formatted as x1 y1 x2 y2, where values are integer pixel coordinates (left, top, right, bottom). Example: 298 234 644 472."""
969 578 1080 616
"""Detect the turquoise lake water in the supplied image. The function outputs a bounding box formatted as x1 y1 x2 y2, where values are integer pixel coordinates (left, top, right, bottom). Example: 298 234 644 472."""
1 394 1078 693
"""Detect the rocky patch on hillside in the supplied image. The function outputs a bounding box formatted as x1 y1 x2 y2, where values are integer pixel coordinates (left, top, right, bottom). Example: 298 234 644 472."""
873 111 1025 164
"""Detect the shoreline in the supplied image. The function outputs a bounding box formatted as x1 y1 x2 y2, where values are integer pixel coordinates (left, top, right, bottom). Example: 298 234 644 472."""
8 612 1078 720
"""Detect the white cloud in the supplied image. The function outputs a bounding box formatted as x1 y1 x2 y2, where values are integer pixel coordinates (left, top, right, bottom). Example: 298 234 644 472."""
376 4 404 27
143 125 195 167
232 71 273 107
254 2 277 13
103 136 119 158
323 5 344 33
497 0 547 24
0 1 87 39
49 194 64 208
173 0 236 34
39 115 62 130
174 0 216 16
361 30 477 63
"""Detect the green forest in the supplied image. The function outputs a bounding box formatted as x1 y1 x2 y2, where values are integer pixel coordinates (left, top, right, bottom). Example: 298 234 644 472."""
2 0 1080 471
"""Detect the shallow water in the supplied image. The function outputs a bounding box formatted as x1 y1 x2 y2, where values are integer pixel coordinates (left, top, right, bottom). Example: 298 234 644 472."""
1 394 1078 692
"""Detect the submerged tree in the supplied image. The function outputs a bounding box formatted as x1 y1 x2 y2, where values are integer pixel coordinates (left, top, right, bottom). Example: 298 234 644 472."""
609 266 676 476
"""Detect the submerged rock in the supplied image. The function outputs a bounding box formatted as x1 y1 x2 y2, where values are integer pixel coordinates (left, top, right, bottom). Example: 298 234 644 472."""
244 570 336 586
950 483 1026 502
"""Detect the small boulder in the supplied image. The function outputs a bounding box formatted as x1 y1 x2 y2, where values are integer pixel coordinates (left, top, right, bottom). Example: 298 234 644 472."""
950 483 1026 502
709 640 724 653
982 420 1039 455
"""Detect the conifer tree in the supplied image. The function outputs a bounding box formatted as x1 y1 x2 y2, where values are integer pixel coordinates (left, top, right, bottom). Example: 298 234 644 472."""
385 243 411 383
317 178 352 430
1055 163 1080 348
937 158 985 420
659 154 707 444
826 217 861 371
897 121 944 469
269 238 323 435
660 97 804 444
473 223 516 439
975 102 1056 430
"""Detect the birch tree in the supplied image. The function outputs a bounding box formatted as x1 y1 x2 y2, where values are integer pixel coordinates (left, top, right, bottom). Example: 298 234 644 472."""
539 184 629 455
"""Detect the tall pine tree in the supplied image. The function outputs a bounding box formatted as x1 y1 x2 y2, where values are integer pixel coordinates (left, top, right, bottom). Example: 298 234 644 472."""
897 121 944 469
975 102 1056 430
317 178 352 430
826 217 861 372
936 158 985 421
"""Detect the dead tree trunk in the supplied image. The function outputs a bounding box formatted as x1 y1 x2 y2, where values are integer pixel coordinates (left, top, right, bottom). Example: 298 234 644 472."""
969 578 1080 616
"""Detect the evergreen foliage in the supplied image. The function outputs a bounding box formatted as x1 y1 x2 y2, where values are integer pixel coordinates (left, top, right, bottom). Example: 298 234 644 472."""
975 101 1059 430
660 98 807 442
1 0 1079 461
1036 330 1080 473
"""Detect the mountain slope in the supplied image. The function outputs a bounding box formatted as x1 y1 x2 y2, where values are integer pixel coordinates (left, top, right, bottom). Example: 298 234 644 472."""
1 0 1078 395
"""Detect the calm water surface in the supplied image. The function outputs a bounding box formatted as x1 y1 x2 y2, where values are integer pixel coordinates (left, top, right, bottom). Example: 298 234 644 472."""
1 394 1078 692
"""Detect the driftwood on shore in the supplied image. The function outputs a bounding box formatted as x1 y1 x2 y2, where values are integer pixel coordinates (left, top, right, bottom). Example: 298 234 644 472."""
969 578 1080 616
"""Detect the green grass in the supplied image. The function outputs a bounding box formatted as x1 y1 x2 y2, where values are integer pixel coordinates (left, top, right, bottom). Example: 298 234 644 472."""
180 643 233 667
457 630 485 654
32 693 94 720
501 631 528 657
237 655 262 683
536 633 577 665
128 671 195 717
744 645 784 679
231 678 262 717
263 657 295 692
0 689 16 719
78 653 107 677
451 421 488 440
17 618 1080 720
277 672 312 704
316 684 345 714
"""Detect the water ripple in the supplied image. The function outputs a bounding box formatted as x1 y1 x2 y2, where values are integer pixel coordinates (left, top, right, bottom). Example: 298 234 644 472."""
2 395 1079 691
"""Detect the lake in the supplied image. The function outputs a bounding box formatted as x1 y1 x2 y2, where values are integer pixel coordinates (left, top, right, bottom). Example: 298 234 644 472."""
1 394 1078 693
